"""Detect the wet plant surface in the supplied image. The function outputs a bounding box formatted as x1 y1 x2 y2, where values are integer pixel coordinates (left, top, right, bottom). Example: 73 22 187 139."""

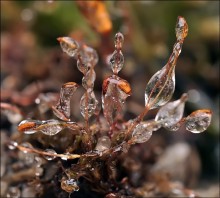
1 1 219 198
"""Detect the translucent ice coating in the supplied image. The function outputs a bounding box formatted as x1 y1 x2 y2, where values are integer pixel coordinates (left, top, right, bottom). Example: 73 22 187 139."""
57 37 79 57
109 50 124 74
114 32 124 50
110 32 125 74
79 44 98 70
102 75 131 126
175 16 188 41
185 109 212 133
52 82 78 121
145 65 175 109
164 118 185 132
144 16 188 109
38 119 66 136
80 90 98 119
76 44 98 120
132 120 162 143
17 119 42 134
57 37 98 74
82 69 96 89
155 93 188 128
18 119 79 136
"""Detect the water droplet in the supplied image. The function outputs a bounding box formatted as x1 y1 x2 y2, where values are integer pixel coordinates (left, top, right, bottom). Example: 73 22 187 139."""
82 69 96 89
61 178 79 193
8 141 18 150
185 109 212 133
57 37 79 57
39 119 65 136
114 32 124 50
95 136 111 152
44 149 57 160
145 65 175 109
132 120 162 143
155 93 187 128
80 91 98 119
109 50 124 74
6 187 21 198
175 16 188 41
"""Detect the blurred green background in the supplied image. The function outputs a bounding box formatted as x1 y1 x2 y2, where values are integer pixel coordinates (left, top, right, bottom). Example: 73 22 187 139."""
1 0 219 194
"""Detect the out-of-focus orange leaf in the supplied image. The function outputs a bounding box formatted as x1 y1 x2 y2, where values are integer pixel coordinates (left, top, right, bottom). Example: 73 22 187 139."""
75 0 112 35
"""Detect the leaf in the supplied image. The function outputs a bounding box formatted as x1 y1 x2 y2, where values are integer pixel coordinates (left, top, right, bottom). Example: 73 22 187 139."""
102 75 131 126
144 17 188 109
80 90 98 119
185 109 212 133
145 65 175 109
132 120 162 143
52 82 78 121
109 32 125 74
155 93 188 128
57 37 79 57
18 119 79 136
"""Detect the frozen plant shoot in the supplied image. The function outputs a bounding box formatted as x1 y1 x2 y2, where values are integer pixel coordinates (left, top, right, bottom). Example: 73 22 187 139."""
8 16 212 197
